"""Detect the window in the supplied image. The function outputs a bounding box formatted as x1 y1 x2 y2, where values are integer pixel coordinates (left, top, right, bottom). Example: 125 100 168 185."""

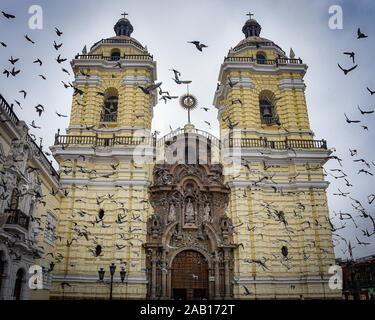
13 269 24 300
256 52 266 64
44 211 58 246
259 90 279 125
101 88 118 122
110 49 121 60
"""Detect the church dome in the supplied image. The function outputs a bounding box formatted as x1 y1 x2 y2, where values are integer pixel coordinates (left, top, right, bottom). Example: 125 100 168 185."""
114 17 134 37
242 18 262 38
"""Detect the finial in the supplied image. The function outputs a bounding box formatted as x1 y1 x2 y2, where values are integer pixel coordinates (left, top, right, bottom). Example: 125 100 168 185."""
247 12 254 19
82 45 87 55
121 12 128 19
289 48 295 59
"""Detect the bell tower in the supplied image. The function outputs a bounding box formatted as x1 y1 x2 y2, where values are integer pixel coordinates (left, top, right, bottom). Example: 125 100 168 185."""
68 15 157 133
213 15 341 299
50 15 157 299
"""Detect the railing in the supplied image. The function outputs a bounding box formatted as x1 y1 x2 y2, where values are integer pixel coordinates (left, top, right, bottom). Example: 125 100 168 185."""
90 38 146 51
100 112 118 123
5 209 30 230
0 94 20 125
227 137 327 150
0 94 59 179
157 128 222 149
55 134 156 147
75 53 153 61
233 40 285 54
224 56 303 65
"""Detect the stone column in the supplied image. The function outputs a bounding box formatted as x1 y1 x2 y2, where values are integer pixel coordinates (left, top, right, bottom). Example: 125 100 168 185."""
161 251 168 299
214 256 221 299
224 249 231 299
151 251 157 299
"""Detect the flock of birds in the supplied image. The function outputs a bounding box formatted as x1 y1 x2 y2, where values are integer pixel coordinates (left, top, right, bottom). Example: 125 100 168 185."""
325 25 375 266
1 9 374 298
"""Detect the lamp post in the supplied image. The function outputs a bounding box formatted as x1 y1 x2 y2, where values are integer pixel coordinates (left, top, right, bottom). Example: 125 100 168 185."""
98 263 127 300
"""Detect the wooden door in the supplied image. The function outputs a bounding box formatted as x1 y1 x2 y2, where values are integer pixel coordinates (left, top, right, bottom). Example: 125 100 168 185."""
171 250 208 300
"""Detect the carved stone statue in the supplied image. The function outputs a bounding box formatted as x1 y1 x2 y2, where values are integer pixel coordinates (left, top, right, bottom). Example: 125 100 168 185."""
185 198 195 223
203 203 211 222
168 203 176 223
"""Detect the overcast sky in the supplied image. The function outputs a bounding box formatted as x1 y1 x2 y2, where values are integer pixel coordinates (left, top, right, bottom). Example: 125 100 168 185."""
0 0 374 261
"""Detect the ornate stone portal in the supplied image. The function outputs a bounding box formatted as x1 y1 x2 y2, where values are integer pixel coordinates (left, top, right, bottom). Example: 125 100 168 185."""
145 139 237 299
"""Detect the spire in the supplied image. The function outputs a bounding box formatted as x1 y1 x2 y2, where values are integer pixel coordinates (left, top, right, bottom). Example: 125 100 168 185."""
114 12 134 37
242 12 262 38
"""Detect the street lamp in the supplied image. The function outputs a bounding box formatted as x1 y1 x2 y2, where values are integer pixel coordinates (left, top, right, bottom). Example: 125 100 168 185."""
98 264 126 300
109 263 116 300
120 267 126 283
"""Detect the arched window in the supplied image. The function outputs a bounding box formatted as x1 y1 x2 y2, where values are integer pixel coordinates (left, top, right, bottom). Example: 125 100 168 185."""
259 90 279 125
110 49 121 60
100 88 118 122
13 269 24 300
256 52 266 64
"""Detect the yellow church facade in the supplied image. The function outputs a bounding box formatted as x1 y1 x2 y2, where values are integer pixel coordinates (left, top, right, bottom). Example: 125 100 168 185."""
0 14 341 300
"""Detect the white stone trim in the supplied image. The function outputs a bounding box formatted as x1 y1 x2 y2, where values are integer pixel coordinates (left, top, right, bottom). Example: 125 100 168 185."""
278 77 306 90
74 74 102 86
235 275 331 285
59 178 152 187
52 273 148 284
226 180 329 190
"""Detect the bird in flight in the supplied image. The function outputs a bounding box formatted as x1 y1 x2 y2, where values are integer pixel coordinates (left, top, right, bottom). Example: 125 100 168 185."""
1 11 15 19
56 54 67 64
30 120 41 129
56 111 68 118
8 56 19 65
366 87 375 95
357 28 368 39
357 105 374 115
25 34 35 44
338 63 357 75
55 27 63 36
0 41 6 47
53 41 63 50
344 113 360 123
35 104 45 116
138 82 162 94
33 58 43 66
19 90 27 99
169 69 181 79
188 41 208 52
10 67 20 77
343 51 355 64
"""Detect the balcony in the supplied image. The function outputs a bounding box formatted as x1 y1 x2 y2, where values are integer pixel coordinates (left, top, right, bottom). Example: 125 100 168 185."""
54 134 156 147
223 56 303 65
226 137 327 150
4 209 30 234
74 53 153 61
100 112 117 123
